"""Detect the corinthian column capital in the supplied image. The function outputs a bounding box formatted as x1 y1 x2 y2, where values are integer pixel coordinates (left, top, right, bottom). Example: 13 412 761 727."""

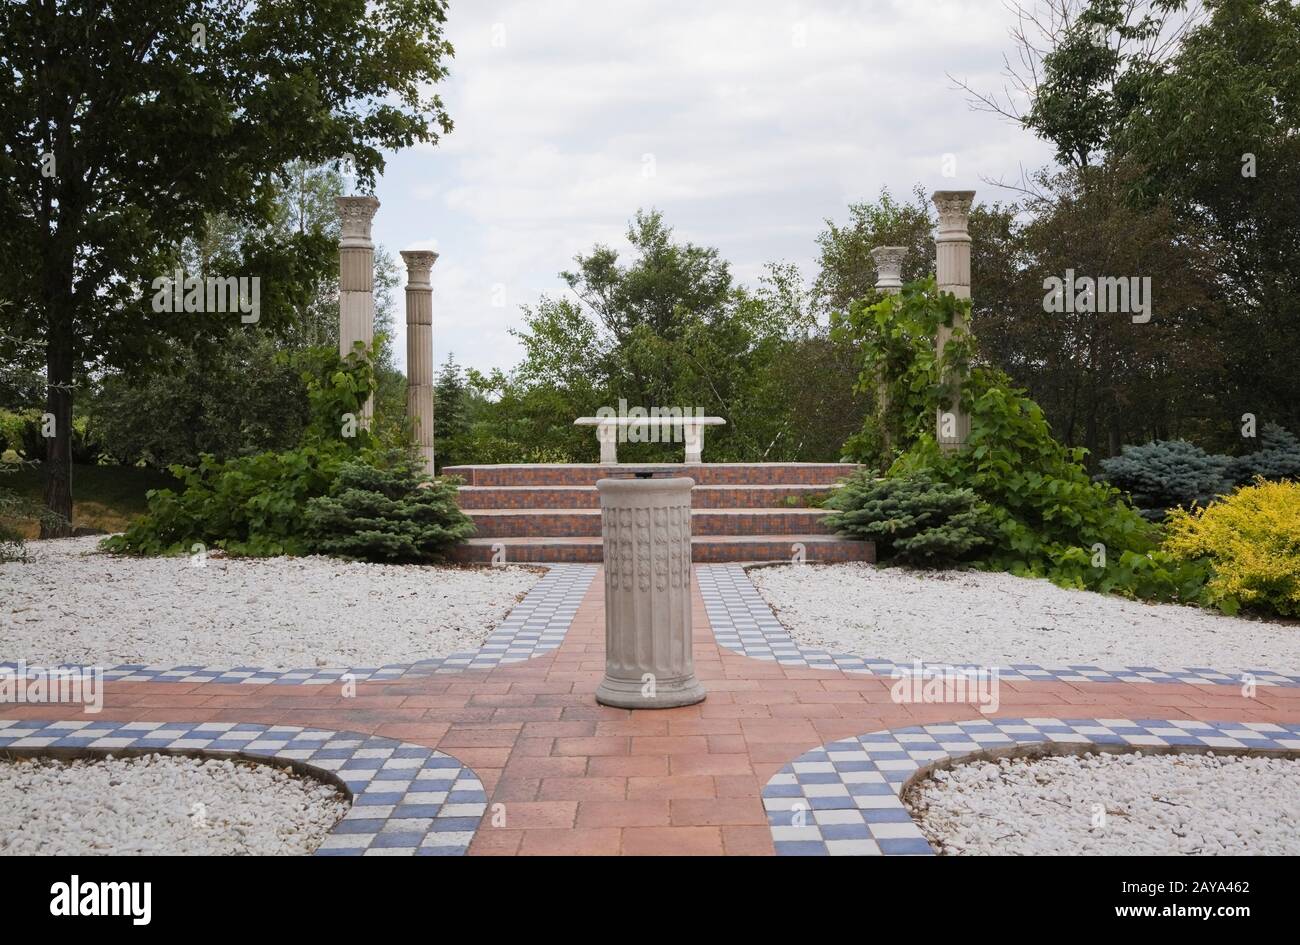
400 250 439 289
870 246 907 293
337 195 380 250
932 190 975 243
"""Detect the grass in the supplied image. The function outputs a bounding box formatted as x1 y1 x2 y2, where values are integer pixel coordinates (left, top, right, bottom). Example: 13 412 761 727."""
1 462 177 538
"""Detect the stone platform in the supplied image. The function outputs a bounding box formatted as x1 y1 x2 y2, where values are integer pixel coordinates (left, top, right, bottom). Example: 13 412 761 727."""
442 463 875 564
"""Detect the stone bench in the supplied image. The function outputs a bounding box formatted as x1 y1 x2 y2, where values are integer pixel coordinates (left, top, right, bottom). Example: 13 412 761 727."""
574 415 726 464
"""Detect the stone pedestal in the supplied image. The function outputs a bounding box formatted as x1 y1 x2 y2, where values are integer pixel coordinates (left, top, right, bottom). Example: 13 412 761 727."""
595 477 705 709
932 190 975 452
598 423 618 464
338 195 380 426
401 250 438 475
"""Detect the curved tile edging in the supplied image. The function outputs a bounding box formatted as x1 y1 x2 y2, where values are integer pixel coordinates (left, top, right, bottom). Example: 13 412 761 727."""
0 718 488 856
762 716 1300 856
698 564 1300 688
1 563 597 687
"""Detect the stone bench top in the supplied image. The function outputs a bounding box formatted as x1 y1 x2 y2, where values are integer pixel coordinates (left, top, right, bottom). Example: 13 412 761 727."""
573 416 726 426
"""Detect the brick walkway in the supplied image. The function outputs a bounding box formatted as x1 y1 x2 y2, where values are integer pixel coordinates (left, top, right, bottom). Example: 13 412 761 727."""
9 567 1300 855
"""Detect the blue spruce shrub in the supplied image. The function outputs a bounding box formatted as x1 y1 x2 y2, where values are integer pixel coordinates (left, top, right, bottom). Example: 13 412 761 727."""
1097 440 1233 520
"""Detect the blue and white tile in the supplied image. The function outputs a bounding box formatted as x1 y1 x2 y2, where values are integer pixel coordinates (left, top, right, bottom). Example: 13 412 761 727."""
1 564 596 687
763 716 1300 856
697 564 1300 688
0 718 488 856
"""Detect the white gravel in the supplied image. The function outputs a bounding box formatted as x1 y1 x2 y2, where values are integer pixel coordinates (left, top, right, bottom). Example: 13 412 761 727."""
1 537 542 669
750 563 1300 673
906 750 1300 855
0 753 349 855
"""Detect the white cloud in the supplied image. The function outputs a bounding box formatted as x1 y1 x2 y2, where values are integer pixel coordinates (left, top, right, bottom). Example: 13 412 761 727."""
372 0 1056 374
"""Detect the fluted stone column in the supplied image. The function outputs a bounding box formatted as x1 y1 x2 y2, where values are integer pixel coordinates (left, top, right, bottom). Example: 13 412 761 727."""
401 250 438 475
932 190 975 452
338 195 380 426
871 246 907 459
595 477 705 709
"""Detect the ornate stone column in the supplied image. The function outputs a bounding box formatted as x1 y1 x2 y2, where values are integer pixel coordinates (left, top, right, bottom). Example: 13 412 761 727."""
871 246 907 460
338 195 380 426
401 250 438 475
932 190 975 451
595 477 705 709
871 245 906 294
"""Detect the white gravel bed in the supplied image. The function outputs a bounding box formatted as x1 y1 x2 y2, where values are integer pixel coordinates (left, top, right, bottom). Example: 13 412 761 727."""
1 537 542 669
750 563 1300 674
0 753 349 855
906 750 1300 855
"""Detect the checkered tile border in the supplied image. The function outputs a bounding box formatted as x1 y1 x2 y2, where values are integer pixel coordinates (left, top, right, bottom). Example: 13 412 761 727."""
763 716 1300 856
0 718 487 856
697 564 1300 688
1 564 596 687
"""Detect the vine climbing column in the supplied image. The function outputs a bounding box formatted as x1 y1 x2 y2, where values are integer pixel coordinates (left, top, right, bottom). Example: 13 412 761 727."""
337 195 380 427
932 190 975 452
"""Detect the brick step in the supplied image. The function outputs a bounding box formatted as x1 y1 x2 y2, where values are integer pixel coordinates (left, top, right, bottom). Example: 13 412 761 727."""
449 535 873 565
456 483 836 510
467 508 834 538
443 463 859 487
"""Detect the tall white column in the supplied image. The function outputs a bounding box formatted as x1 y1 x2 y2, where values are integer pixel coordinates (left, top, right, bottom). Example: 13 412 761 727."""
401 250 438 475
338 195 380 426
595 477 705 709
932 190 975 452
871 246 907 461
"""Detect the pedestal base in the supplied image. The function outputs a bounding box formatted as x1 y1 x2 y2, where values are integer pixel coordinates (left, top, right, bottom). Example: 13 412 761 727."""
595 673 706 709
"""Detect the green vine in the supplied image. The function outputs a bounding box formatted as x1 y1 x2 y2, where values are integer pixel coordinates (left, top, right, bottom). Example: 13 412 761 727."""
832 277 1210 603
830 277 973 470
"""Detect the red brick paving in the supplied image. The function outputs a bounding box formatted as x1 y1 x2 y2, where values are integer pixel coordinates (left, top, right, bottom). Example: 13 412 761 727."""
13 567 1300 855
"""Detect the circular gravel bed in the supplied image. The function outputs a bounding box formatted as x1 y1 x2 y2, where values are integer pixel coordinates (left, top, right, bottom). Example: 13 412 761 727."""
905 750 1300 855
1 537 542 669
750 563 1300 674
0 753 349 855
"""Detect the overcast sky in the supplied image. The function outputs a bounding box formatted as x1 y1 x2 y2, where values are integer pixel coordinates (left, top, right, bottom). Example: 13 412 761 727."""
368 0 1058 375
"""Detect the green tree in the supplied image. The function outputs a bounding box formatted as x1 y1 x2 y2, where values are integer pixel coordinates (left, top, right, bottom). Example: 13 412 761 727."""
432 353 470 469
0 0 453 534
1112 0 1300 437
498 211 852 464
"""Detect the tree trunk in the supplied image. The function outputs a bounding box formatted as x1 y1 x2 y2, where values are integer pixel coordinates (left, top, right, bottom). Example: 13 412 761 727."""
41 295 75 538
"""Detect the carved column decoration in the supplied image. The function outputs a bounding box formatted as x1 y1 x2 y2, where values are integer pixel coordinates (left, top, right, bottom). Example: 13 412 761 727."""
595 477 705 709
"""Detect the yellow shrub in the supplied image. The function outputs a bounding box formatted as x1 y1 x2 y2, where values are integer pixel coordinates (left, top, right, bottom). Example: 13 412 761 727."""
1163 479 1300 616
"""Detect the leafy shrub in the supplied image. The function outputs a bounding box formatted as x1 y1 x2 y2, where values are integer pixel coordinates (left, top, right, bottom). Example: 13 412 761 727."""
892 364 1179 590
0 409 31 457
831 279 969 471
1164 479 1300 616
1231 423 1300 484
102 343 378 557
823 472 997 565
0 462 60 561
88 334 311 468
303 451 474 562
1097 440 1233 520
838 280 1202 602
0 409 101 464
